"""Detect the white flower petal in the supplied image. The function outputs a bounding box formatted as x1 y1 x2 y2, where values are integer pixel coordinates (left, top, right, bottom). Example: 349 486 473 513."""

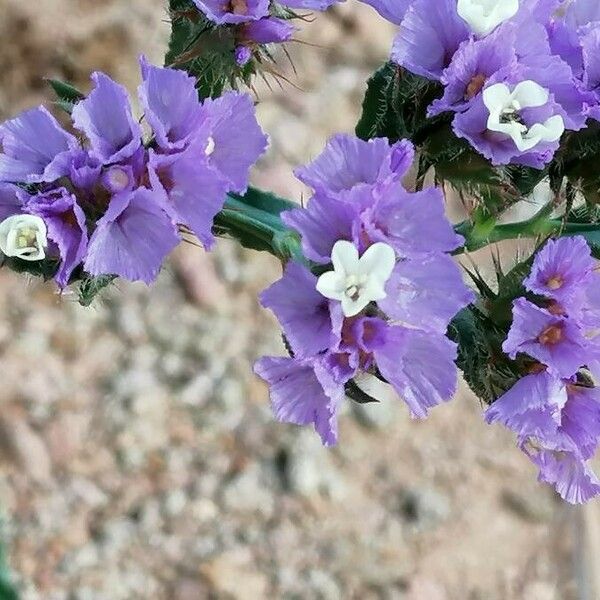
0 214 47 262
357 242 396 282
331 240 359 275
316 270 346 301
483 83 512 112
512 80 549 109
457 0 519 37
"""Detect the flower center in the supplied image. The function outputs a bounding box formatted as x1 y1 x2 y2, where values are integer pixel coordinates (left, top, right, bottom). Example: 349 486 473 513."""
546 275 563 290
227 0 248 15
538 324 563 346
344 274 368 302
16 227 38 250
465 73 487 100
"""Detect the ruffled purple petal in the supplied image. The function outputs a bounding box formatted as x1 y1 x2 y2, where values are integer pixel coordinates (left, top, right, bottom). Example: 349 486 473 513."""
0 107 76 184
379 253 474 333
503 298 586 379
25 188 88 288
375 326 458 418
260 261 332 358
148 144 228 249
200 92 268 194
84 187 180 284
0 184 23 221
72 72 142 164
192 0 269 24
356 0 411 25
138 57 206 153
254 356 344 446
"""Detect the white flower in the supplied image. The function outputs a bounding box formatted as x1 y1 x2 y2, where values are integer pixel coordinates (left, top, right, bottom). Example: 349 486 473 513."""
483 81 565 153
0 214 47 262
457 0 519 37
316 240 396 318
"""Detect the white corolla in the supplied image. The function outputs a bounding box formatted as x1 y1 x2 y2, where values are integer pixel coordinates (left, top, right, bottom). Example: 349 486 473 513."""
0 214 47 261
457 0 519 37
483 81 565 152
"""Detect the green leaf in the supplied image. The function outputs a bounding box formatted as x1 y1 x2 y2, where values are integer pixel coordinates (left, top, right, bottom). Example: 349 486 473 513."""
46 78 85 114
78 275 117 307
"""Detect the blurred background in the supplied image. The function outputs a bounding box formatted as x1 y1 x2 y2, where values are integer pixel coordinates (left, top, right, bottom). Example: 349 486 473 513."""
0 0 594 598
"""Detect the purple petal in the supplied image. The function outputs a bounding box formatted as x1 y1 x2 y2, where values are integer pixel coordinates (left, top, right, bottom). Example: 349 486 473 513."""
84 187 180 284
72 72 142 164
375 326 458 418
379 253 474 333
364 183 463 257
282 192 360 264
392 0 469 81
295 134 414 194
0 184 23 221
278 0 340 9
138 58 206 153
484 371 568 438
192 0 269 24
356 0 411 25
0 107 76 184
200 92 268 194
148 145 228 249
561 386 600 460
241 17 295 44
260 261 332 358
524 447 600 504
25 188 88 288
254 356 344 446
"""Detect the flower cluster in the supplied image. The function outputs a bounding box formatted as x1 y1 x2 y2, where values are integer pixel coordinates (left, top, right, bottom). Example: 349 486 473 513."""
486 236 600 503
192 0 342 66
255 134 474 445
360 0 600 168
0 58 267 288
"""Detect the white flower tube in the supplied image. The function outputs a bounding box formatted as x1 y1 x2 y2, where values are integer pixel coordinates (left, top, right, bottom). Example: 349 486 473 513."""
0 214 47 261
457 0 519 37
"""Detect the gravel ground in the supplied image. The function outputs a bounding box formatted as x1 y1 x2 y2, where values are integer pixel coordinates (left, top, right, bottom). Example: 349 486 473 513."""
0 1 586 598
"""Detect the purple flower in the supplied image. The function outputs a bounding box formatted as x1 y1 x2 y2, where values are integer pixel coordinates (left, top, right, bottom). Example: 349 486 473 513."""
254 356 343 446
0 184 23 221
257 135 473 443
524 236 595 311
486 371 600 503
295 134 414 195
84 187 180 284
192 0 269 24
24 188 88 288
72 72 142 165
0 107 77 184
503 298 586 379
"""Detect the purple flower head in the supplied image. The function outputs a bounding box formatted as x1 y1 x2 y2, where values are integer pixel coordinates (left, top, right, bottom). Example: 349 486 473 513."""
24 188 88 288
192 0 269 24
524 236 595 311
486 371 600 503
138 57 207 154
199 92 268 194
503 298 587 379
454 78 565 168
84 187 180 285
295 134 415 195
72 72 142 165
0 107 77 184
65 150 102 191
